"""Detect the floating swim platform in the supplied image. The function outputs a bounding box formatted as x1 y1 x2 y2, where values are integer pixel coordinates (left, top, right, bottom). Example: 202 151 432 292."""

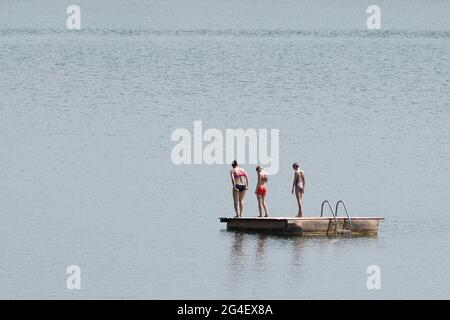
219 216 384 236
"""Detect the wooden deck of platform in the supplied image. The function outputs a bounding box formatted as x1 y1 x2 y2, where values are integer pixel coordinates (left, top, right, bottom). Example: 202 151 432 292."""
219 216 384 236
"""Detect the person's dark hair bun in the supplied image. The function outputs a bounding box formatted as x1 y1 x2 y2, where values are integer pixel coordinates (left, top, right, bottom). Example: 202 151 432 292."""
232 160 238 168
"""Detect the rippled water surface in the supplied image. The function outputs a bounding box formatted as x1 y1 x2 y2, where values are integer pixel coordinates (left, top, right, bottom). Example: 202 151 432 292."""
1 0 450 299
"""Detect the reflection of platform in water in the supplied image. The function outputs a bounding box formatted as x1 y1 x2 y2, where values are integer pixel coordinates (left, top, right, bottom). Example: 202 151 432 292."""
219 216 384 236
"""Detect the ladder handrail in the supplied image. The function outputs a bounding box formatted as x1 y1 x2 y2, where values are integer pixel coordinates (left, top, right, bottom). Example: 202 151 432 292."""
335 200 352 234
320 200 336 217
320 200 338 235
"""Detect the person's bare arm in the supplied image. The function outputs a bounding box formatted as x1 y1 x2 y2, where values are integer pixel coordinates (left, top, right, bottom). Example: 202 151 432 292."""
230 171 237 190
255 172 260 194
292 172 297 194
244 172 249 190
301 170 305 191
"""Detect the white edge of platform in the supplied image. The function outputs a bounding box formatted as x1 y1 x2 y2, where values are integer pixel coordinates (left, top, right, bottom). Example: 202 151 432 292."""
219 217 385 220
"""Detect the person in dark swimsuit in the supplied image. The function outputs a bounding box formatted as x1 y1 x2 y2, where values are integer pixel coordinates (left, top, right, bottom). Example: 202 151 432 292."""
255 166 269 217
291 162 305 217
230 160 248 217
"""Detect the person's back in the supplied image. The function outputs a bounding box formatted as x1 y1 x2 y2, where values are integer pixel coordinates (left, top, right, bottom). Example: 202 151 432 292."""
231 167 247 191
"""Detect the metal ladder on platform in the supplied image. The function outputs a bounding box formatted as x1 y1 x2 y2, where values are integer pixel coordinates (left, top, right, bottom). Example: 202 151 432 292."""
320 200 352 235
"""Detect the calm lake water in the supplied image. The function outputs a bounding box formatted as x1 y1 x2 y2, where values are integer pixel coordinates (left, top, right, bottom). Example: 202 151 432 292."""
1 0 450 299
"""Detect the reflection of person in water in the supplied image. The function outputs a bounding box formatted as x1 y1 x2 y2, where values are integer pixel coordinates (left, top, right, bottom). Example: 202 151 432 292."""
228 232 246 283
254 234 268 271
255 234 268 259
291 237 305 265
231 232 245 258
229 232 246 276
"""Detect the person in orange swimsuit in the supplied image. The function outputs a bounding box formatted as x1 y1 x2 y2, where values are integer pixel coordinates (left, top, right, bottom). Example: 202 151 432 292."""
230 160 248 217
255 166 269 218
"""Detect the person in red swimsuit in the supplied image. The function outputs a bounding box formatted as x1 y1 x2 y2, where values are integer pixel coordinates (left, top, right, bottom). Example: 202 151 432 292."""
255 166 269 218
230 160 248 217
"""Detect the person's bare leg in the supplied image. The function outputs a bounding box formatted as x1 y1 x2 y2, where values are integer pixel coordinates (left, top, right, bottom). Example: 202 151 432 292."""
295 191 303 217
238 190 246 217
233 189 240 217
299 192 303 216
257 195 263 217
262 197 269 217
